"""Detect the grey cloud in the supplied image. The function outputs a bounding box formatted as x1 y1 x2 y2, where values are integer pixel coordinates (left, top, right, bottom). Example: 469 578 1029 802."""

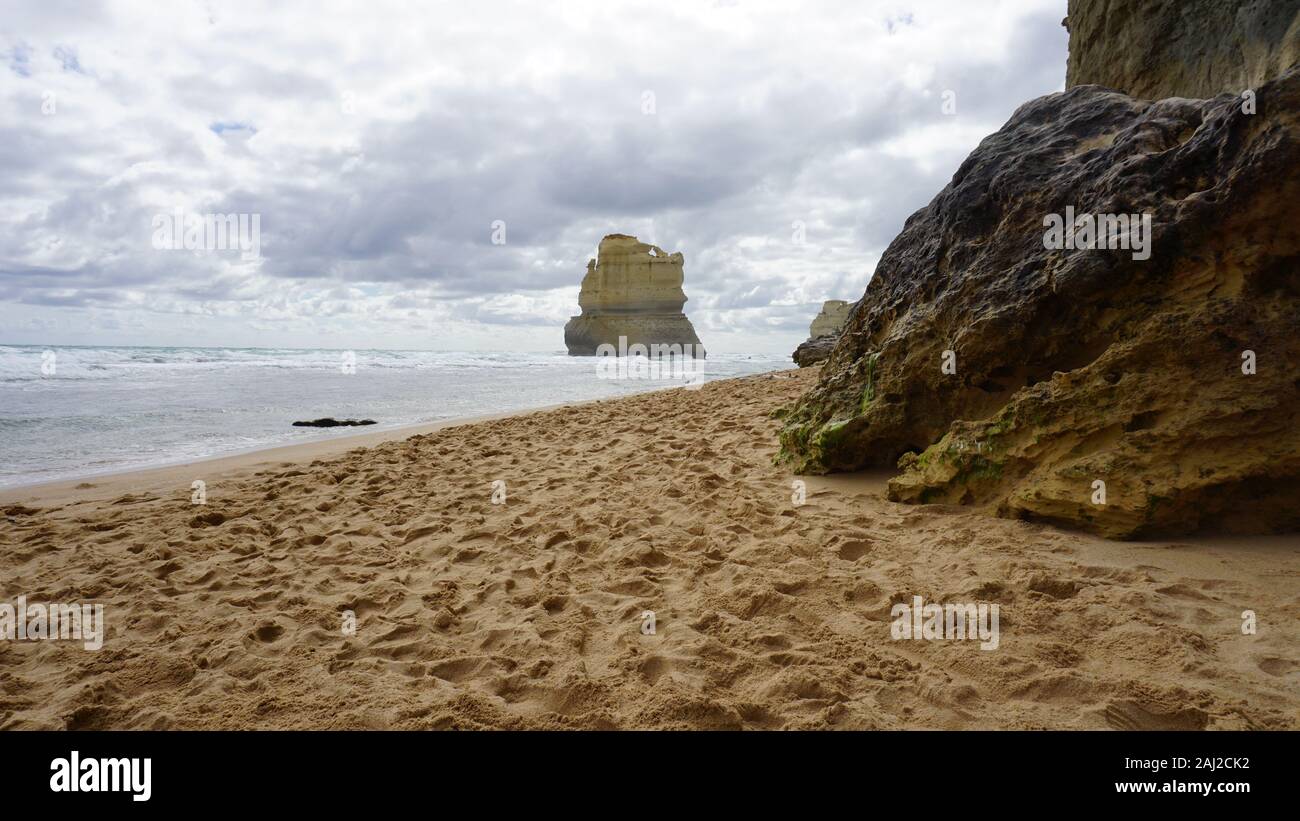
0 1 1072 349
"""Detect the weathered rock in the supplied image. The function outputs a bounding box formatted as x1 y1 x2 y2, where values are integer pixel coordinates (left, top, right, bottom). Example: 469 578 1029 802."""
792 335 837 368
792 300 855 367
778 66 1300 538
1065 0 1300 100
564 234 704 356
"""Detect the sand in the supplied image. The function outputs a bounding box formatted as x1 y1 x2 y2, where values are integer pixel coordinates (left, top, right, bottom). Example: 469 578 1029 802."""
1 367 1296 729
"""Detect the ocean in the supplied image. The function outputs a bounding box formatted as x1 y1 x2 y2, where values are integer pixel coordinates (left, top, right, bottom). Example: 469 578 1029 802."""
0 345 792 489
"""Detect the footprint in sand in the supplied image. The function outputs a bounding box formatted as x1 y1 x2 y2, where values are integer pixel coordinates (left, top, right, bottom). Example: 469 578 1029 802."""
250 621 286 644
836 539 872 561
1099 699 1208 730
1257 657 1298 678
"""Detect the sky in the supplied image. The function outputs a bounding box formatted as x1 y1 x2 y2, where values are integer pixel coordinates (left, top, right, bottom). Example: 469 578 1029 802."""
0 0 1069 354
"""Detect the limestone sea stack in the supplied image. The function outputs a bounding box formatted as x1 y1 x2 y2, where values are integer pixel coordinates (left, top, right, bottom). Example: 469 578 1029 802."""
808 299 853 340
793 299 853 367
564 234 705 357
778 59 1300 538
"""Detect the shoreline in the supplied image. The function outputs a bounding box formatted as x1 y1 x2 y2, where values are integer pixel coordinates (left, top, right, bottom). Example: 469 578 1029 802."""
0 408 553 507
0 413 504 509
0 370 788 507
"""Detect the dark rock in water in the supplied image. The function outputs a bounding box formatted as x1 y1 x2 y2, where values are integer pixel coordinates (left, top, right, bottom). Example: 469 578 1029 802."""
292 418 377 428
778 66 1300 538
792 335 838 368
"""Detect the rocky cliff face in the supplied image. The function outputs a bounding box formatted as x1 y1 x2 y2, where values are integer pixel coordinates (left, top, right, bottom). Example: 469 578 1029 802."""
778 66 1300 538
793 299 855 367
1065 0 1300 99
564 234 704 356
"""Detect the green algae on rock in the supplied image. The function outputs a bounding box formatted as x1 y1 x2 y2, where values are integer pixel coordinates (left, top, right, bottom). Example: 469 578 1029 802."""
779 67 1300 538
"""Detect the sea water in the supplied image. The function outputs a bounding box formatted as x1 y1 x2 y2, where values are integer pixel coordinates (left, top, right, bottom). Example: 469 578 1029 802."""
0 345 791 488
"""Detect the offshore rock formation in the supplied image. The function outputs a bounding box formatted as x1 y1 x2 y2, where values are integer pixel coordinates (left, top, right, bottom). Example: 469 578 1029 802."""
778 66 1300 538
292 418 376 428
564 234 704 357
809 299 853 339
1065 0 1300 99
793 299 853 367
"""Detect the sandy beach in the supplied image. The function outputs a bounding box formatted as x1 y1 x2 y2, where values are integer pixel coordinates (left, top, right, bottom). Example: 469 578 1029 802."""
1 367 1295 730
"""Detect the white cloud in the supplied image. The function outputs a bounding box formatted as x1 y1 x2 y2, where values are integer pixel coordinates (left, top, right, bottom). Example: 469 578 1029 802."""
0 0 1068 354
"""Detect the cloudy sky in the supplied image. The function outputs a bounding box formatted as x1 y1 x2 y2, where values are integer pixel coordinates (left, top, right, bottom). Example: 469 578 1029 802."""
0 0 1068 354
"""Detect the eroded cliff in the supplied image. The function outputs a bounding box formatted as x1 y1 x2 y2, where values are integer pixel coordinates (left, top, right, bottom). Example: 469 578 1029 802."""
1065 0 1300 100
778 67 1300 538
